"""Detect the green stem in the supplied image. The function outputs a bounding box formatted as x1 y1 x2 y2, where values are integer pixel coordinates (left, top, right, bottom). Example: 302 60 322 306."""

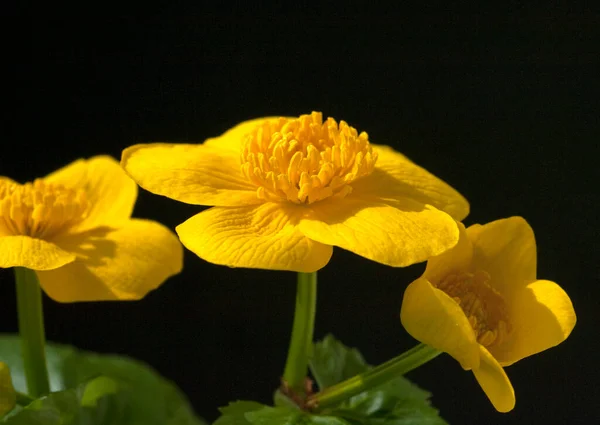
14 267 50 397
282 272 317 392
308 343 441 410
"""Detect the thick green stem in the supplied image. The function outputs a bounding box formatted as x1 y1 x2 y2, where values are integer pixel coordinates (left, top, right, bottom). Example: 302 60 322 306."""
308 343 441 410
282 272 317 392
14 267 50 397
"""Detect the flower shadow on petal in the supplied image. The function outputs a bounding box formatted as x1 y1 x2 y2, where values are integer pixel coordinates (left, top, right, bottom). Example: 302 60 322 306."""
53 227 117 267
353 169 458 213
307 186 430 225
492 280 576 366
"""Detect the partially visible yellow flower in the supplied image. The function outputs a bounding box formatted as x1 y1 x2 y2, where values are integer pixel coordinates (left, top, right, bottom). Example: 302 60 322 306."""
121 112 469 271
0 156 183 302
0 362 16 415
400 217 576 412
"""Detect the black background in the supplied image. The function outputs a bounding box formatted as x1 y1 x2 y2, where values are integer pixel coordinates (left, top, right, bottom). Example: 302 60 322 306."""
2 7 599 425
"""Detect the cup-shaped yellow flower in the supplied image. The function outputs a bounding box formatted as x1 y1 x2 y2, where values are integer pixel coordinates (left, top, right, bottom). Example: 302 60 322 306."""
400 217 576 412
121 112 469 271
0 156 183 302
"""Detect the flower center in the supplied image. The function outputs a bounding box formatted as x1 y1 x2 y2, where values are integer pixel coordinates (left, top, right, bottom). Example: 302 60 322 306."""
240 112 378 204
436 271 512 348
0 179 89 239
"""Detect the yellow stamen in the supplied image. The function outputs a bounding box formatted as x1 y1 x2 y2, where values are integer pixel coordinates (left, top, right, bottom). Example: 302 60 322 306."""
437 270 511 347
0 179 89 239
240 112 378 204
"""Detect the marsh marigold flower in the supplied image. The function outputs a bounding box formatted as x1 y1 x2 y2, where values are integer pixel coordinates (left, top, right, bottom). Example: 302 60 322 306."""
121 112 469 271
400 217 576 412
0 156 183 302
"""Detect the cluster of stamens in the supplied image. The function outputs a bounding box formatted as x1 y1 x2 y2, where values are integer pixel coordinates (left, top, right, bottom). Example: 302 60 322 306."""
0 179 89 239
436 270 511 347
240 112 378 204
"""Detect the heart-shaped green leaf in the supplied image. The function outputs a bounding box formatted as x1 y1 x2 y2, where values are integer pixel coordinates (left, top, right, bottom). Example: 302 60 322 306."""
0 334 206 425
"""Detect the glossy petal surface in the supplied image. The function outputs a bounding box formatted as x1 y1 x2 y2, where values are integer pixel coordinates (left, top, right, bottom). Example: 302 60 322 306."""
176 204 332 272
401 277 480 369
472 345 515 413
352 144 470 221
37 219 183 302
467 217 537 295
493 279 576 366
44 156 138 230
299 197 459 267
422 223 474 284
121 143 260 207
0 235 75 270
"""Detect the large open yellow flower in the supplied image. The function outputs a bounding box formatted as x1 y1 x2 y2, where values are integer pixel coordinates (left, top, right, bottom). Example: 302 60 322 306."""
400 217 576 412
121 112 469 272
0 156 183 302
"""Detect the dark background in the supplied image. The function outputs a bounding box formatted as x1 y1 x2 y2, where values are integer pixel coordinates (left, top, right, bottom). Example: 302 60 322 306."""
2 7 599 424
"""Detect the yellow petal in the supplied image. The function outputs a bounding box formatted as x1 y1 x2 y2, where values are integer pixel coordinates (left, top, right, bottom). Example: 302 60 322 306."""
176 204 332 272
36 219 183 302
472 345 515 412
203 117 276 152
400 277 480 369
298 197 459 267
352 144 470 221
0 362 16 416
467 216 537 295
0 235 75 270
44 156 138 230
422 222 474 285
492 279 576 366
121 143 261 207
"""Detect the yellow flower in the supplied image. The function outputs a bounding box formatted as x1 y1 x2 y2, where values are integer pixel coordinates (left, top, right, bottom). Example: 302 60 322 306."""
0 362 16 415
0 156 183 302
121 112 469 271
400 217 576 412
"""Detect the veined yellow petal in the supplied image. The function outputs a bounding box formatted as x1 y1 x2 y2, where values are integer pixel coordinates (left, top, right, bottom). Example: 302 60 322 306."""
351 144 470 221
472 345 515 412
44 156 138 230
204 117 277 152
176 204 332 272
298 197 459 267
0 362 16 416
400 277 480 369
422 222 474 285
0 235 75 270
36 219 183 302
121 143 261 207
467 217 537 296
492 279 576 366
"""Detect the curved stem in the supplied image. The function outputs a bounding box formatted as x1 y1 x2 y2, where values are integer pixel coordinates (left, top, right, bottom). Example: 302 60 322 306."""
282 272 317 392
308 343 441 410
15 267 50 397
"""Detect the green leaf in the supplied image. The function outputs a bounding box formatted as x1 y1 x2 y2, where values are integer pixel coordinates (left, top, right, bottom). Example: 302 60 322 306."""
214 401 266 425
310 335 448 425
310 335 368 389
0 362 16 416
4 376 126 425
215 402 352 425
0 334 206 425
